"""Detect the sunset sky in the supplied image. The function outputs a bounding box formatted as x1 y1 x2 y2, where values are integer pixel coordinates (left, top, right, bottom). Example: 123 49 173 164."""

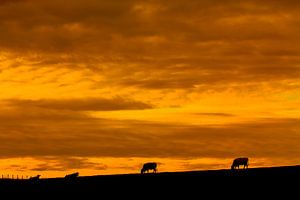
0 0 300 178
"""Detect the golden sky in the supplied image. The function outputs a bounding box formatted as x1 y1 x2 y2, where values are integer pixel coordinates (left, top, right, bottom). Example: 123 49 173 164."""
0 0 300 177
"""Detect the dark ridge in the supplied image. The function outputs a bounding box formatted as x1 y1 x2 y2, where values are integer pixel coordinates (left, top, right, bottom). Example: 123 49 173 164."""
1 165 299 197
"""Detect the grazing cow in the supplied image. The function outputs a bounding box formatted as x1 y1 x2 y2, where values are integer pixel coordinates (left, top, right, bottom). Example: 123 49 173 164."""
141 162 157 174
29 175 41 181
64 172 79 180
231 157 249 170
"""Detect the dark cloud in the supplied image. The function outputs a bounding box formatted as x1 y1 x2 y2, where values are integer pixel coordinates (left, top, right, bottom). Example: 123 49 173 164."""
0 0 300 172
0 0 25 5
0 101 299 160
0 0 139 52
8 164 29 172
5 97 153 111
0 0 300 90
0 0 298 50
194 113 235 117
30 157 107 171
180 162 228 171
117 64 300 90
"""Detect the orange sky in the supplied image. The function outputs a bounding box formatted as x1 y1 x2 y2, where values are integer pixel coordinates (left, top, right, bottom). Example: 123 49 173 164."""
0 0 300 178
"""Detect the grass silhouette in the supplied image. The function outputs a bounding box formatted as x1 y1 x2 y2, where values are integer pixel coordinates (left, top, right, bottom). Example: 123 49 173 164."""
0 165 299 197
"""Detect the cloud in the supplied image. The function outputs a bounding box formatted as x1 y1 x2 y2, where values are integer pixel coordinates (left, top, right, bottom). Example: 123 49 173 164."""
180 162 228 171
0 0 24 6
5 97 153 111
30 157 107 171
194 113 235 117
0 0 298 52
0 0 300 172
0 100 299 160
8 164 29 172
0 0 299 91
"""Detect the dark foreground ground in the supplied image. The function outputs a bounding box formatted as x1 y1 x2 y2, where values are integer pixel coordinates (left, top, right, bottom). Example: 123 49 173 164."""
1 165 300 198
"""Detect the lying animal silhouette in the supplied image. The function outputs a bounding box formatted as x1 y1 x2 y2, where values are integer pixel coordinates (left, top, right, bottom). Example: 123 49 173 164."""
64 172 79 180
141 162 157 174
29 175 41 181
231 157 249 170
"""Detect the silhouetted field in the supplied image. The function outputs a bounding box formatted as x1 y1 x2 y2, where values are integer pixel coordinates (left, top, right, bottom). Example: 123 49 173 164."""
1 165 299 197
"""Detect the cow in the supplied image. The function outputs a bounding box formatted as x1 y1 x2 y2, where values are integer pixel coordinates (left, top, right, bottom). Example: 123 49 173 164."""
231 157 249 170
64 172 79 180
29 175 41 181
141 162 157 174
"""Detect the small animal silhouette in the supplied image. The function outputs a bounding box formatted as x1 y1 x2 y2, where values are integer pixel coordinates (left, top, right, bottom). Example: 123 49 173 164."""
29 175 41 181
231 157 249 170
64 172 79 180
141 162 157 174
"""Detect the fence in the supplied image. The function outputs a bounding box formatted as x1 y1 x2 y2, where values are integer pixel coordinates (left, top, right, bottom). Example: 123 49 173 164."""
1 175 31 180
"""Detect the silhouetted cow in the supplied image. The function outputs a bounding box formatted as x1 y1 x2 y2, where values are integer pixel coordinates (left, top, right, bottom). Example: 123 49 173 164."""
231 157 249 170
29 175 41 181
64 172 79 180
141 162 157 174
